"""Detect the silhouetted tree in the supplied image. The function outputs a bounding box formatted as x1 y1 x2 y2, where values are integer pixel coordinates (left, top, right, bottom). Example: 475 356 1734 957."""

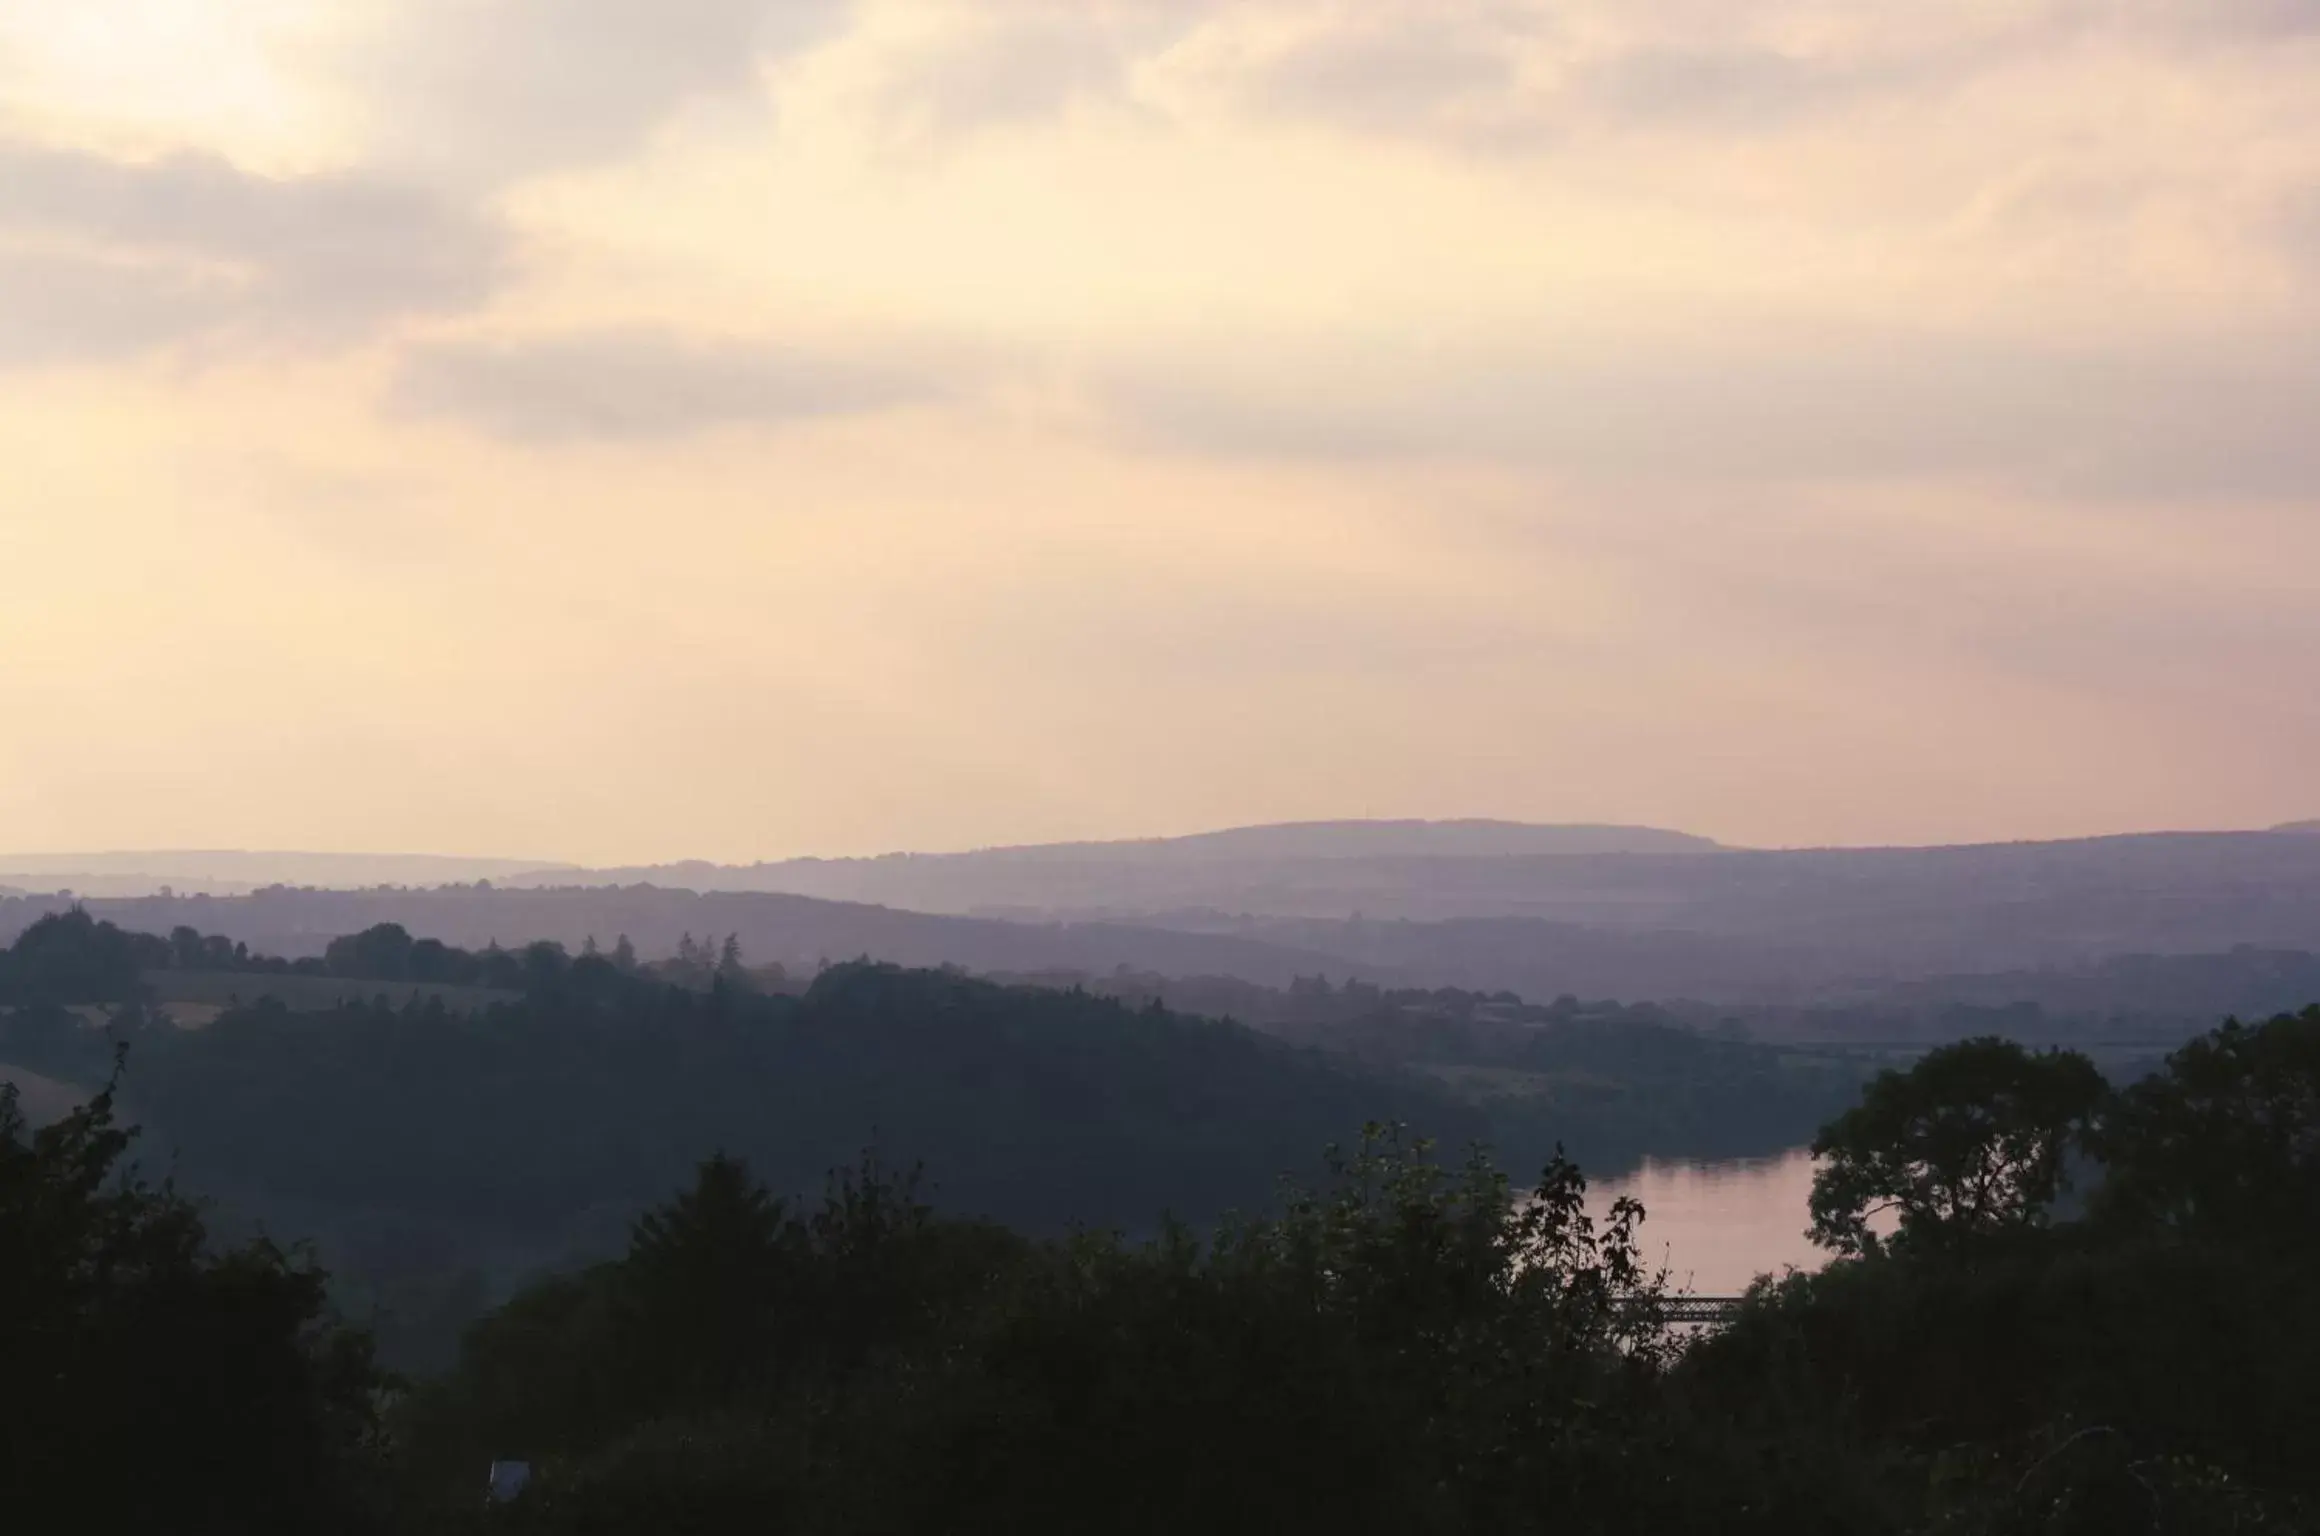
327 923 417 982
1810 1037 2107 1257
0 1053 384 1532
619 1153 792 1411
0 907 154 1005
2093 1007 2320 1247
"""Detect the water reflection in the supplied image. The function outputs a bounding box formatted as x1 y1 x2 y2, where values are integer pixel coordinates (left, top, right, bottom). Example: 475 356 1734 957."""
1589 1148 1822 1296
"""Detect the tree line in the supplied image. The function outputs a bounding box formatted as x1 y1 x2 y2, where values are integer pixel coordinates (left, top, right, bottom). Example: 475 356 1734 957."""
0 907 787 1005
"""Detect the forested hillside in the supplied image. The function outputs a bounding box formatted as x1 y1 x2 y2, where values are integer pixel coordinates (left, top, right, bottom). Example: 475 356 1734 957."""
0 912 1865 1367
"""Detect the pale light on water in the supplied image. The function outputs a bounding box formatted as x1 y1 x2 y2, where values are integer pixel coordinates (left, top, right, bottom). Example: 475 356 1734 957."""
1590 1148 1824 1296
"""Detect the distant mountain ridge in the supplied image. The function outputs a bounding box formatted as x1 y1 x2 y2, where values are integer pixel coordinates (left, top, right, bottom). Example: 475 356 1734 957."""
515 818 1715 875
0 823 1707 903
500 820 1721 911
498 823 2320 928
924 820 1724 861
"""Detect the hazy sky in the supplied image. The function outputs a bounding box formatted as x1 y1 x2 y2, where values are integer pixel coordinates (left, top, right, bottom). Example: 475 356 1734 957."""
3 0 2316 861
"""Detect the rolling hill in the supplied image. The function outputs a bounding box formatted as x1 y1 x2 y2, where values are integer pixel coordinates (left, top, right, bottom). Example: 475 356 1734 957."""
497 819 1721 914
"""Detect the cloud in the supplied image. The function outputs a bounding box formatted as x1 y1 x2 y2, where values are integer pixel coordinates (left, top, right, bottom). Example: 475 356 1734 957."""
1102 323 2320 502
0 140 505 366
1574 45 1875 131
389 327 938 440
1170 0 2320 150
2088 0 2320 41
0 250 229 368
300 0 2320 172
1240 31 1905 150
2282 184 2320 274
338 0 853 185
1232 28 1952 150
877 13 1131 141
1248 18 1525 140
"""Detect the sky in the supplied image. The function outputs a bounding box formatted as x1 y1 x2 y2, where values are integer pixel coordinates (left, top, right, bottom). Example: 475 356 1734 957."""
1 0 2316 862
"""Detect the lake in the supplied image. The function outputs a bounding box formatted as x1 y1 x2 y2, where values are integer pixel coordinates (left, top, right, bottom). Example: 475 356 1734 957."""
1591 1148 1824 1296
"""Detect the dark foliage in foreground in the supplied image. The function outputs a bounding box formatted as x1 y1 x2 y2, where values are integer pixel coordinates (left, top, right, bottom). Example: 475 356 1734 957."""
393 1131 1749 1535
377 1009 2318 1534
0 1054 386 1534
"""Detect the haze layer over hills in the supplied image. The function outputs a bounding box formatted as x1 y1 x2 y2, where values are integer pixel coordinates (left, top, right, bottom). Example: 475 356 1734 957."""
8 819 2320 1016
0 850 575 898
